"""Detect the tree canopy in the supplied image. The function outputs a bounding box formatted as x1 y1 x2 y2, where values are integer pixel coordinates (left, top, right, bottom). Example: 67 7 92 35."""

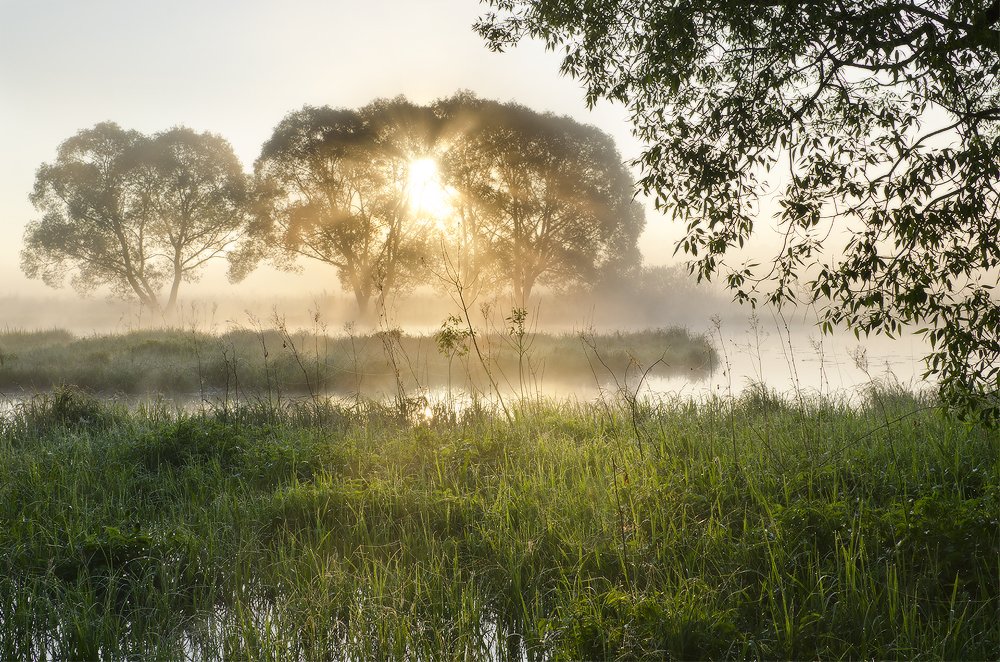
478 0 1000 418
236 94 644 312
233 99 439 314
436 94 643 303
22 123 251 315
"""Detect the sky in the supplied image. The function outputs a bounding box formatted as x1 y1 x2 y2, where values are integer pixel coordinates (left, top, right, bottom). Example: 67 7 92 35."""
0 0 692 300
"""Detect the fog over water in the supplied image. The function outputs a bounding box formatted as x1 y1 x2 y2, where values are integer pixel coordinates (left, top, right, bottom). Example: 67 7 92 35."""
653 317 930 401
0 0 932 402
0 288 931 402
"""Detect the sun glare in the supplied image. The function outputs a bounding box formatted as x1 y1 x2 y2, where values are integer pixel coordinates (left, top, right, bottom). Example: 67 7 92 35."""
406 157 454 222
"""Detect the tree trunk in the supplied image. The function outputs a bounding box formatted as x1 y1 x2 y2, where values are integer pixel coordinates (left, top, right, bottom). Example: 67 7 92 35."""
165 269 183 317
136 290 162 317
355 291 371 317
513 277 535 307
520 281 534 306
123 273 161 316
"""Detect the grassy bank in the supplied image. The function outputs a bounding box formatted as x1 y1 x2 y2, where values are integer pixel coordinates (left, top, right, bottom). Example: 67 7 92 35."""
0 326 714 397
0 387 996 659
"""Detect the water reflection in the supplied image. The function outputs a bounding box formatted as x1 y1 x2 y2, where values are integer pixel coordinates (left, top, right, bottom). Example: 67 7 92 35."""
0 316 932 419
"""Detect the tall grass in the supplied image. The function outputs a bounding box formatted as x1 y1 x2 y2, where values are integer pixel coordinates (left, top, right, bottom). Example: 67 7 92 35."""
0 327 715 398
0 387 995 659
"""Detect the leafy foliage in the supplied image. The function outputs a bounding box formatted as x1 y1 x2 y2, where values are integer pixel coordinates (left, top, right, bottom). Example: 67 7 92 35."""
234 99 437 314
236 94 645 311
435 93 644 302
22 123 251 314
477 0 1000 419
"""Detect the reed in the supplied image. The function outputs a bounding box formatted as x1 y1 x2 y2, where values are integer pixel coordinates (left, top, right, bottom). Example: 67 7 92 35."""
0 327 715 399
0 387 995 659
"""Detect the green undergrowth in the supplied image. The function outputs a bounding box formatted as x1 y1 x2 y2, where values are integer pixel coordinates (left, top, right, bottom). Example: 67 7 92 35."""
0 387 996 659
0 327 714 396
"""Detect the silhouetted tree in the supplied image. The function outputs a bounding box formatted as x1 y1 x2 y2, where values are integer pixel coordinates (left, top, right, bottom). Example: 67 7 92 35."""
140 127 252 313
432 95 506 300
235 99 438 315
478 0 1000 418
437 94 644 304
22 123 251 315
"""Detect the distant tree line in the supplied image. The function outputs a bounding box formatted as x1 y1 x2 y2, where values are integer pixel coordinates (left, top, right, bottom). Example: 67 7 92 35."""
22 94 645 316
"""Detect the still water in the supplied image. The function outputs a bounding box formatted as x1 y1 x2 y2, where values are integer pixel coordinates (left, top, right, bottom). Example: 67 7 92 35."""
647 315 930 401
0 315 932 416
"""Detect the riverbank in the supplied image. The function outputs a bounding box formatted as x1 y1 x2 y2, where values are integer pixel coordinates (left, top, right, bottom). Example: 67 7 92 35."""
0 388 996 659
0 327 715 398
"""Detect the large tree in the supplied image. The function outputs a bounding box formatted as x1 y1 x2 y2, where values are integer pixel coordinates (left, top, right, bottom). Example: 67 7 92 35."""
140 127 253 313
436 94 644 304
22 123 251 315
478 0 1000 417
235 98 438 315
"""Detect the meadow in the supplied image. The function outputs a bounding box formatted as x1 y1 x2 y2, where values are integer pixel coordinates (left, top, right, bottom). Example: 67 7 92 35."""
0 384 996 660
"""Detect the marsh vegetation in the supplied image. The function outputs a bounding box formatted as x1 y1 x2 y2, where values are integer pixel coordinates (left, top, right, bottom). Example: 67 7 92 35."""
0 387 996 659
5 0 1000 658
0 325 714 401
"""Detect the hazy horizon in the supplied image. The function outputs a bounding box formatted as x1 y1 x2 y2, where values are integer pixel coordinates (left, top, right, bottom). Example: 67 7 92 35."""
0 0 804 307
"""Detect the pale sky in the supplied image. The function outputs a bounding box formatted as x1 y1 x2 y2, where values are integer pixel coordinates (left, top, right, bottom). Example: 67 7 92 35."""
0 0 692 300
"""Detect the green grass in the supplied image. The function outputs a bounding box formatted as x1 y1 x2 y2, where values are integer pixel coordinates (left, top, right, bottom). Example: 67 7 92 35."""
0 387 996 659
0 327 715 397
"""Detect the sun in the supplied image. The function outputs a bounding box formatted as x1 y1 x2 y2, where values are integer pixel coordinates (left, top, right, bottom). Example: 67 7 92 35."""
406 157 454 222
